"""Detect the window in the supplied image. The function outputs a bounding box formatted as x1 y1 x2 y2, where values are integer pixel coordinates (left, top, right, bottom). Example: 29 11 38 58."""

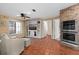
9 21 16 34
16 22 22 34
9 21 22 35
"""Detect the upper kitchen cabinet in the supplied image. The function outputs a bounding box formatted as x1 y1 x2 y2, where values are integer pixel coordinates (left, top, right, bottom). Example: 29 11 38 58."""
60 4 79 21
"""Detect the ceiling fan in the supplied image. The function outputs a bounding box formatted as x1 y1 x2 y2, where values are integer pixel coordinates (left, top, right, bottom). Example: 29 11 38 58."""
20 13 30 19
15 9 36 20
20 9 36 19
15 13 30 21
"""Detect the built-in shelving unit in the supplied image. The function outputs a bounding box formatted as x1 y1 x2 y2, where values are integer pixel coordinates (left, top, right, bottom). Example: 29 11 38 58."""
27 20 42 38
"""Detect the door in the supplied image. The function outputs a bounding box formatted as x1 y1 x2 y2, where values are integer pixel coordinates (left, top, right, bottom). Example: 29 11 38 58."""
28 30 34 37
52 19 60 40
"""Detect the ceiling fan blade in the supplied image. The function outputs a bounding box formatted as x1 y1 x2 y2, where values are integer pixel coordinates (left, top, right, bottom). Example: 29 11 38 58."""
20 13 30 18
25 16 30 18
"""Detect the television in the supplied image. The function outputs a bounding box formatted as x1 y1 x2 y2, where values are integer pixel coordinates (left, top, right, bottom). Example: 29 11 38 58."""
29 26 37 30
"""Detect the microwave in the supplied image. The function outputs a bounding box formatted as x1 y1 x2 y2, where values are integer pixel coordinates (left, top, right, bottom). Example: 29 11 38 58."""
63 20 75 30
62 20 79 31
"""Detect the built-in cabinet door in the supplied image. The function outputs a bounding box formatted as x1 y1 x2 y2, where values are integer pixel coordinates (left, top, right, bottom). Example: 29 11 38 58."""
28 30 34 37
28 30 37 38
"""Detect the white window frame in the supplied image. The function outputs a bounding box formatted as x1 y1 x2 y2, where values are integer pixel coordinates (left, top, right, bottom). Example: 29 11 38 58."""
8 20 22 35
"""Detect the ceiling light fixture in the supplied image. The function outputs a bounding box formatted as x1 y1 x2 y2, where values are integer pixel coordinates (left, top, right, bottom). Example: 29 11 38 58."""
32 9 36 12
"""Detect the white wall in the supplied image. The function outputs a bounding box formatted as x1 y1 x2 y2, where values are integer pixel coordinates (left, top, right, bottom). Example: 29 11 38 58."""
43 20 48 36
41 20 52 38
41 20 47 37
52 18 60 40
47 20 52 35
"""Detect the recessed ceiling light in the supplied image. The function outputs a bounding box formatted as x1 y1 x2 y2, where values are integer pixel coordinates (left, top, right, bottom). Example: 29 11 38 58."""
32 9 36 12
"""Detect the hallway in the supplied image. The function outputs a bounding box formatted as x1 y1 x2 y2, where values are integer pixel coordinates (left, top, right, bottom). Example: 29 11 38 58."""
22 35 79 55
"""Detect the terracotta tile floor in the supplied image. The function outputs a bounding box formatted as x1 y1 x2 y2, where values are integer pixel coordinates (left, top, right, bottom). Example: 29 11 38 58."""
22 35 79 55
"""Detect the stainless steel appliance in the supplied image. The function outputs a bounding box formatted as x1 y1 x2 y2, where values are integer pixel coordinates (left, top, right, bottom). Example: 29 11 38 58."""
62 20 79 31
62 20 79 45
63 20 75 30
62 31 79 45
